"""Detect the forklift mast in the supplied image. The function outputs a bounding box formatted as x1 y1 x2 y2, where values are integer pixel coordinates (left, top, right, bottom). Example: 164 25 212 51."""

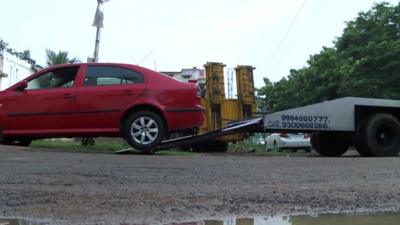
200 62 256 147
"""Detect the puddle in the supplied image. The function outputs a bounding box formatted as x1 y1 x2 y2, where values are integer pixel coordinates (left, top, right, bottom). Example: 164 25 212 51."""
2 213 399 225
167 213 400 225
0 218 42 225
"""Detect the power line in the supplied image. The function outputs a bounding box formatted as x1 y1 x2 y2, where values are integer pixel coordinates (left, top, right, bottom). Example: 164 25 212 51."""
266 0 307 70
137 51 153 65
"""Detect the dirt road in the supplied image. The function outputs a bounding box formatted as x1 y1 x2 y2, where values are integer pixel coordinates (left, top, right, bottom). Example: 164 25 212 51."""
0 146 399 224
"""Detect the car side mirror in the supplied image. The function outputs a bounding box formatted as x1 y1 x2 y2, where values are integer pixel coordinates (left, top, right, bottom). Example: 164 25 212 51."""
15 81 28 91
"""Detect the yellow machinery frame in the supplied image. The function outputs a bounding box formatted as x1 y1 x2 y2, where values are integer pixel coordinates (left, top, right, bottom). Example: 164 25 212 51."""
199 62 256 143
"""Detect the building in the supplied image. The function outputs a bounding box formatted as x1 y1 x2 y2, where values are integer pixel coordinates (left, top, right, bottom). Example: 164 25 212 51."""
161 67 205 82
0 51 32 90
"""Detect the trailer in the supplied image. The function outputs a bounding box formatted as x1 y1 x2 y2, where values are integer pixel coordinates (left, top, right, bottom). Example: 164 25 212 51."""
263 97 400 157
116 97 400 157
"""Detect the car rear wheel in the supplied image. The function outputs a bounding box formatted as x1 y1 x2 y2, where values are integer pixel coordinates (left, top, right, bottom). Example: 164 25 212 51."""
123 111 165 152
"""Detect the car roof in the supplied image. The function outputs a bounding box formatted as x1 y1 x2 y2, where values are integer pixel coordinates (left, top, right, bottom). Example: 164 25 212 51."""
47 62 145 70
42 63 167 77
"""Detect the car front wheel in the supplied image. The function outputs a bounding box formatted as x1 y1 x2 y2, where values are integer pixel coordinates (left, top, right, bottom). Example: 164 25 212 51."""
123 111 165 152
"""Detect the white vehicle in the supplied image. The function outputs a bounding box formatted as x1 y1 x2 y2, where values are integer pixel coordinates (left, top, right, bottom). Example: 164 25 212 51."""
266 133 311 152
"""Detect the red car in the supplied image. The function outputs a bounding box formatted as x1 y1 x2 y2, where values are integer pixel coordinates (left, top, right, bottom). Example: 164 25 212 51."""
0 63 205 151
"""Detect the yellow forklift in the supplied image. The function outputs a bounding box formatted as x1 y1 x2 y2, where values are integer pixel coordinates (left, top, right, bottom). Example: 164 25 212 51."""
190 62 257 152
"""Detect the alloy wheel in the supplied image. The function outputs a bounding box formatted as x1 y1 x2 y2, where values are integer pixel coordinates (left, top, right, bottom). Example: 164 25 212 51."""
131 116 159 145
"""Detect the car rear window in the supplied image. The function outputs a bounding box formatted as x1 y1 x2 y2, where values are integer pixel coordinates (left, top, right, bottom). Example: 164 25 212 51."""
84 66 143 86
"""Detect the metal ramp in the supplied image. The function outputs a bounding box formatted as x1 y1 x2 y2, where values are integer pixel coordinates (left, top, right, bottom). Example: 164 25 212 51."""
114 116 264 154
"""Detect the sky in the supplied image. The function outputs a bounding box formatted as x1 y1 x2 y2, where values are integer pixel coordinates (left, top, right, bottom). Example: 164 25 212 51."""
1 0 399 88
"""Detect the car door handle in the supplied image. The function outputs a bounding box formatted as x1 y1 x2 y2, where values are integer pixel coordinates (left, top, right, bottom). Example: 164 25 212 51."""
63 93 76 100
124 90 135 96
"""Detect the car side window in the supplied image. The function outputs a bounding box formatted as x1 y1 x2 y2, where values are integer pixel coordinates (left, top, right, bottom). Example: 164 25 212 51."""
27 66 79 90
84 66 143 87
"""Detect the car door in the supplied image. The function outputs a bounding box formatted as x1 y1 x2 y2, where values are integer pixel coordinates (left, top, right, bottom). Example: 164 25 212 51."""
73 65 145 132
2 65 81 135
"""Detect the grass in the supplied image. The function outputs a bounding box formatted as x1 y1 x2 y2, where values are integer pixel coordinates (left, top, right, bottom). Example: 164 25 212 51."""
229 141 266 153
228 140 294 156
30 138 195 156
29 138 291 157
30 138 129 153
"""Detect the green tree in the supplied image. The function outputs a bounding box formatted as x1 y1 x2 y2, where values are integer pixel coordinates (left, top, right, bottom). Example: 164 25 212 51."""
19 50 31 61
31 49 79 72
257 2 400 112
256 78 274 112
0 40 8 53
45 49 77 66
337 2 400 98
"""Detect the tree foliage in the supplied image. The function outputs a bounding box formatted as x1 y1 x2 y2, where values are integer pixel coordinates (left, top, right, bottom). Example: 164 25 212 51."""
0 39 35 65
1 39 79 72
258 2 400 112
45 49 77 66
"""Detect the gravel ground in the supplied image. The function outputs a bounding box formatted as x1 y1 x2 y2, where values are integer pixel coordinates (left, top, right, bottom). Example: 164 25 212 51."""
0 146 399 225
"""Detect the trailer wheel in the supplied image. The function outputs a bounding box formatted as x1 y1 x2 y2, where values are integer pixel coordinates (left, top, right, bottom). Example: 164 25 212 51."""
123 111 165 152
355 113 400 157
354 121 374 157
311 131 350 157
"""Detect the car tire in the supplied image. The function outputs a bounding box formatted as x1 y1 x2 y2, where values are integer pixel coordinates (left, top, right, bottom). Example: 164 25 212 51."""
311 131 350 157
355 113 400 157
123 111 165 152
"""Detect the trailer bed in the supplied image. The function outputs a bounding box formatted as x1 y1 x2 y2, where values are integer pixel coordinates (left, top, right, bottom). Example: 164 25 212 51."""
263 97 400 132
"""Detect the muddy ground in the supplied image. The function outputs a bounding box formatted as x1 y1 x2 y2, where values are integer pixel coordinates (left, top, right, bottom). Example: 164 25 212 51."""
0 146 399 225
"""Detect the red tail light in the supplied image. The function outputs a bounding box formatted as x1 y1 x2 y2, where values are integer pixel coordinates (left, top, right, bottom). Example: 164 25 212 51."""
279 133 289 138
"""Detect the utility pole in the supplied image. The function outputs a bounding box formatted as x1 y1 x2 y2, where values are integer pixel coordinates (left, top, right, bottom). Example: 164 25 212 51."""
81 0 109 147
92 0 109 62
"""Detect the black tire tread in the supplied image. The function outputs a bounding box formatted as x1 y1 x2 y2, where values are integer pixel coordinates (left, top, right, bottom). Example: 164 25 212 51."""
355 113 400 157
311 131 350 157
